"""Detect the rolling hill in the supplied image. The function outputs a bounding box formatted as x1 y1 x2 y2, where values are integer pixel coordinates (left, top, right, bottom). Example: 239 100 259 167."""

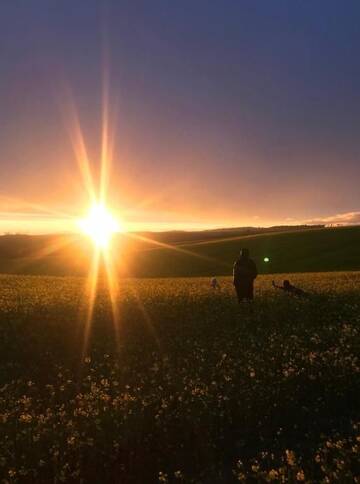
129 225 360 277
0 225 358 277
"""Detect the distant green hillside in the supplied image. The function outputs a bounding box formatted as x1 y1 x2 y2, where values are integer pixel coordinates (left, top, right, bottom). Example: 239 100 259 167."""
0 226 358 277
129 226 360 277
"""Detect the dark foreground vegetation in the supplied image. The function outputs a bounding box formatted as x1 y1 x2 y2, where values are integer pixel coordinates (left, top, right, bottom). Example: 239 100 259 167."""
0 272 359 482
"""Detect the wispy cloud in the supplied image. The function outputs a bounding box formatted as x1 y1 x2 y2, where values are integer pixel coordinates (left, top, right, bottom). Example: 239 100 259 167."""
305 211 360 225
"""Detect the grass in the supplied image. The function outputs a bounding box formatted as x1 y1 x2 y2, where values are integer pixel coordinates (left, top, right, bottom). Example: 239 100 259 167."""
0 271 359 482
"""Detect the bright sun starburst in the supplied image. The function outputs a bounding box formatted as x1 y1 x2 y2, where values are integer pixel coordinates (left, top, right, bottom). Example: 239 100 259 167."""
65 69 217 360
79 203 121 249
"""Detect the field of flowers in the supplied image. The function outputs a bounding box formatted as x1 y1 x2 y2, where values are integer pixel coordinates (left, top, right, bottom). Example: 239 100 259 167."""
0 272 359 483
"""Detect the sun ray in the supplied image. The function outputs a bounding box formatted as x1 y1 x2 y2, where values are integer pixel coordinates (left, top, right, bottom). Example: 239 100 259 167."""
29 234 80 260
125 231 229 268
81 247 100 361
0 194 75 220
5 233 81 275
58 53 230 361
100 45 118 207
62 69 123 360
103 249 121 350
128 283 161 348
100 57 110 204
60 88 96 204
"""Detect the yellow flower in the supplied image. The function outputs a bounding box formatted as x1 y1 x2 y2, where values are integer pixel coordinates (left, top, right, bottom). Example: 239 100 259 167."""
296 470 305 481
67 436 76 445
268 469 279 480
19 413 32 423
285 449 296 466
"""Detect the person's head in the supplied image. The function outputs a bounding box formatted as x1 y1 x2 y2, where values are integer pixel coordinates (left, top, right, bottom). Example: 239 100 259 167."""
240 248 249 258
283 280 291 289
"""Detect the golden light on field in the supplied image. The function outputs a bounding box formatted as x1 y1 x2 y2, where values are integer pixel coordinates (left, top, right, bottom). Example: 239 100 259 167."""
79 203 122 249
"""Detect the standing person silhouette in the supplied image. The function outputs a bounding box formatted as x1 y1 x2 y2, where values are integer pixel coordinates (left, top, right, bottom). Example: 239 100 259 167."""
233 248 258 303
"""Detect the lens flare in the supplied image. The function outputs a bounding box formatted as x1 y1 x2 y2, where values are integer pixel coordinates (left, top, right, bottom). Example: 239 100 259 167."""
62 53 227 361
79 203 121 249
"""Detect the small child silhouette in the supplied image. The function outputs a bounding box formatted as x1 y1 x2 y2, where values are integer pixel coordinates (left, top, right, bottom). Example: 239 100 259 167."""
272 279 308 297
210 277 220 290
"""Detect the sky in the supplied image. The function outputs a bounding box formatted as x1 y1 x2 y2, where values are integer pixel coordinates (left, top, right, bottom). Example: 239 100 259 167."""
1 0 360 233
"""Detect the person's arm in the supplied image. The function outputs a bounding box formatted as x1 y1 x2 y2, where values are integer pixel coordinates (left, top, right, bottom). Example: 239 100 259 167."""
233 262 237 284
293 287 307 297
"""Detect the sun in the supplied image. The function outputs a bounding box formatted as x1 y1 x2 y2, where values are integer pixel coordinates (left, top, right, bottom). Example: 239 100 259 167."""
79 203 121 249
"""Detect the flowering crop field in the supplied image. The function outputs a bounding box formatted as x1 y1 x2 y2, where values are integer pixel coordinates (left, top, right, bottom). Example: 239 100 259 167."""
0 272 359 483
